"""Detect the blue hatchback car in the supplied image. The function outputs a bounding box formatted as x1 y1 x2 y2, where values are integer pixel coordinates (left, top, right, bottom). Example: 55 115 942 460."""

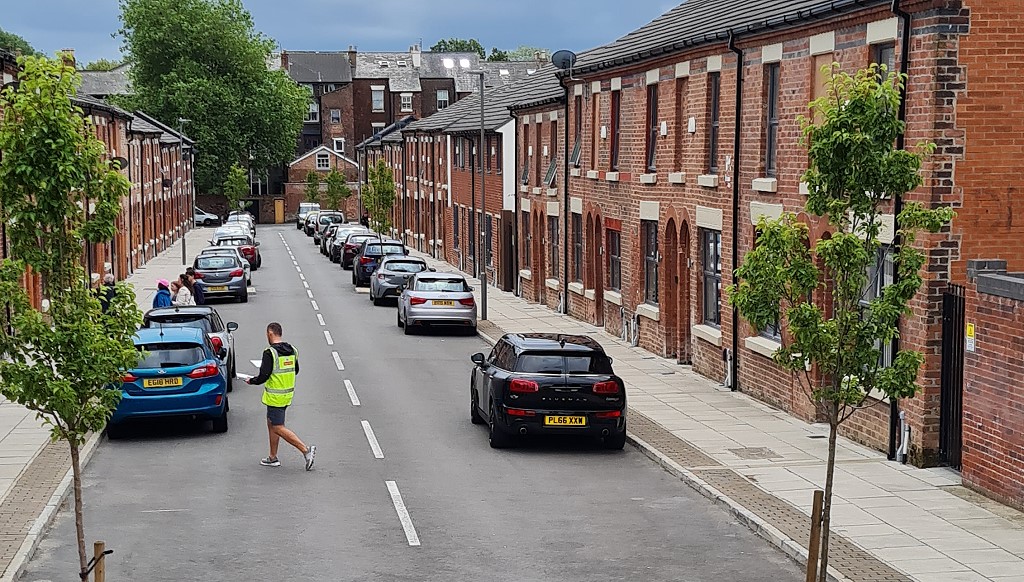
108 327 229 436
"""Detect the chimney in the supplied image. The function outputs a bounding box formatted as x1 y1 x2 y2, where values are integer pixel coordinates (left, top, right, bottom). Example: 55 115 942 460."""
280 50 289 73
410 43 422 68
60 48 76 69
348 45 357 68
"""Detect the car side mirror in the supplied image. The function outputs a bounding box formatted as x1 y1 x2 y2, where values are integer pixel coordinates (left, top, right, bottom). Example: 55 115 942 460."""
468 286 475 292
255 241 261 247
470 352 486 366
429 267 436 272
404 249 410 255
226 322 239 332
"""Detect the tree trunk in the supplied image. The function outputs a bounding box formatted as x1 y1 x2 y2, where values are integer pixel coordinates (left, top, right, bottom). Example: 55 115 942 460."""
69 441 88 578
817 415 839 582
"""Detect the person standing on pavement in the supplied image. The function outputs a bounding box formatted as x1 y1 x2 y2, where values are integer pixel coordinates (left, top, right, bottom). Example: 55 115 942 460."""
246 322 316 470
359 211 370 228
172 276 195 306
153 279 173 308
99 274 117 313
185 267 205 305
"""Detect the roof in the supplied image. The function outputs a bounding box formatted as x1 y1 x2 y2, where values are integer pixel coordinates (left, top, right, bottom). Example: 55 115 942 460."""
403 95 474 133
506 65 565 111
354 50 541 93
281 51 352 84
503 333 606 353
355 115 416 149
144 306 216 317
289 144 359 168
133 326 206 345
355 51 430 92
571 0 888 75
78 64 132 97
128 115 163 135
133 111 194 144
72 94 131 118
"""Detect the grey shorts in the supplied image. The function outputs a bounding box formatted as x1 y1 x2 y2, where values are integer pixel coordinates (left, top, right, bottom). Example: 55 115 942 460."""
266 406 287 426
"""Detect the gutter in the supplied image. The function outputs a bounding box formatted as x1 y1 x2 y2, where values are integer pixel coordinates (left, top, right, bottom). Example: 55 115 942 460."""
728 31 743 392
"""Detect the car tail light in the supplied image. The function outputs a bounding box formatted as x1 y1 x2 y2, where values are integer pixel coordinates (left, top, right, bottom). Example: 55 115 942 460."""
458 297 475 306
187 363 220 379
241 246 255 256
509 378 539 393
122 372 137 382
345 243 357 249
210 336 223 353
595 410 622 418
193 272 204 279
409 296 428 305
359 256 373 265
593 380 619 394
506 407 536 417
229 268 244 277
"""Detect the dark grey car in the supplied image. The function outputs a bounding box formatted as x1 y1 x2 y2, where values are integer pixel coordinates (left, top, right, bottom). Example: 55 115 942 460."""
193 254 248 303
369 257 431 306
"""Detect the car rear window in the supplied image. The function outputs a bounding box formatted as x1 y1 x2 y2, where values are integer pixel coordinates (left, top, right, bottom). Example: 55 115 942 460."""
348 234 373 244
320 214 343 224
217 238 250 247
414 278 467 292
365 244 405 256
385 261 427 273
136 343 206 369
143 316 212 333
196 256 238 270
516 353 613 374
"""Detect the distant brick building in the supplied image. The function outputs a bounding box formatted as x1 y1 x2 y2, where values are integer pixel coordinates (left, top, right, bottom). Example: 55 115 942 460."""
284 145 361 222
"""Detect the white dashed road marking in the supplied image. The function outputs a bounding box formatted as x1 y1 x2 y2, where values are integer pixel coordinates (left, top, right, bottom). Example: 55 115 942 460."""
303 281 310 289
324 330 334 345
386 481 421 547
311 300 320 311
306 289 314 299
250 359 262 368
344 379 360 406
317 313 325 326
332 351 344 371
361 420 383 458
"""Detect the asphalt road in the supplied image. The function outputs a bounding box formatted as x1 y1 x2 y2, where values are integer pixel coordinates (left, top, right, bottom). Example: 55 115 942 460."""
21 225 801 582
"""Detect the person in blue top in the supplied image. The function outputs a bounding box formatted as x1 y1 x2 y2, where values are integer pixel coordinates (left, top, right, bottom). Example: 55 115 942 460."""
152 279 173 308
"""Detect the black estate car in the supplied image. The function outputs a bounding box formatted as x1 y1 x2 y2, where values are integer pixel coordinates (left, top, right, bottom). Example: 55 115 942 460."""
470 333 626 449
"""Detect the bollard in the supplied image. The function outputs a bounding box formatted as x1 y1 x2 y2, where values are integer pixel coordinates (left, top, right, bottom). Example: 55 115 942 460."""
806 490 824 582
93 541 106 582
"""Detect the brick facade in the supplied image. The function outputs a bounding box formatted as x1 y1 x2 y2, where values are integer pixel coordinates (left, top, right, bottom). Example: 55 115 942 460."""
284 146 360 221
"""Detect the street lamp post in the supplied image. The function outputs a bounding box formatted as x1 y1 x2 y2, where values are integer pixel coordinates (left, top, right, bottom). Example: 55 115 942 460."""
177 118 191 266
474 71 488 321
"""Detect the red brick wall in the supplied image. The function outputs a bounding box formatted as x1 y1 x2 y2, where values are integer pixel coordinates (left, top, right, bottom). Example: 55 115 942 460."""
321 85 355 164
447 133 506 283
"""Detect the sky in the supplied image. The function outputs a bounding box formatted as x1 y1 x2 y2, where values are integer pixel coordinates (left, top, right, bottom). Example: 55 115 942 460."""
3 0 677 66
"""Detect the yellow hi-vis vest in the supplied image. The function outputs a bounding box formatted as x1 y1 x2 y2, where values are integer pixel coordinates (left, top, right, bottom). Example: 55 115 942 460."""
261 347 296 407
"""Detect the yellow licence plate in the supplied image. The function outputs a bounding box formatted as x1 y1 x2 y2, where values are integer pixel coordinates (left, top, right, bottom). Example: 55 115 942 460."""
208 286 228 292
544 415 587 427
432 300 455 306
143 377 183 388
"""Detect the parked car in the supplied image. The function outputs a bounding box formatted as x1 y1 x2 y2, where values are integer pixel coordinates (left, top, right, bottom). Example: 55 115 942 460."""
194 207 220 226
211 224 249 243
396 272 477 334
297 202 320 229
214 233 261 270
197 246 250 285
193 254 248 303
370 257 431 305
319 223 342 255
141 306 239 390
339 232 379 269
468 333 626 449
329 226 370 263
107 327 229 437
303 211 320 237
224 213 255 237
312 211 345 245
352 239 407 286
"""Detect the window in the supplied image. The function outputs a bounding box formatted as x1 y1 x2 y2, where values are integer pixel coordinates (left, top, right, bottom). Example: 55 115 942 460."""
485 214 493 267
549 120 558 163
754 229 781 339
708 72 721 174
643 220 659 304
544 158 557 187
571 95 583 167
548 216 559 278
326 84 337 93
495 139 503 173
702 229 722 325
372 89 385 112
610 90 621 170
590 92 600 168
673 78 687 168
872 43 896 78
645 84 659 172
315 152 330 170
765 63 780 177
521 123 530 184
572 213 583 282
522 210 531 268
534 123 542 186
862 245 895 367
332 138 346 153
607 229 621 291
486 136 492 171
453 205 460 249
305 101 319 123
436 89 450 109
330 109 341 124
400 94 413 112
456 138 464 169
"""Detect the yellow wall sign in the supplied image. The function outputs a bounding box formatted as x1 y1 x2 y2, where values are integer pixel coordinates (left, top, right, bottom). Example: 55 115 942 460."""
966 322 976 353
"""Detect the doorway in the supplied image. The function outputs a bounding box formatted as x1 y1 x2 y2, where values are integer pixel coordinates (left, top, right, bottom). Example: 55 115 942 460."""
665 219 679 359
592 215 604 326
274 199 285 224
939 283 965 470
678 222 692 364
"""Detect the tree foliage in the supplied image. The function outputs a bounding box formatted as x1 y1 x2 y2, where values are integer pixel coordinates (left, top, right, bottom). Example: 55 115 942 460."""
728 63 954 582
0 54 142 577
304 170 321 203
84 58 122 71
0 27 41 56
430 38 486 59
222 163 249 211
118 0 307 194
364 159 396 235
324 168 350 211
506 45 548 62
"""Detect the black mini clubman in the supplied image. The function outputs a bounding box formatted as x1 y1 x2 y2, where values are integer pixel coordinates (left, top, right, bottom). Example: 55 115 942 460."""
470 333 627 449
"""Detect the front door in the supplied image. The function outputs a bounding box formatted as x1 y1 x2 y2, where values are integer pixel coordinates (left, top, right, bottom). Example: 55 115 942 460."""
274 199 285 224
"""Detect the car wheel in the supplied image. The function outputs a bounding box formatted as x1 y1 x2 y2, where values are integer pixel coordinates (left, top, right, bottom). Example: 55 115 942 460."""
256 256 262 269
465 325 478 337
240 290 249 303
105 422 126 440
204 218 214 226
602 430 627 450
470 387 485 425
211 407 229 433
397 309 404 328
488 404 513 449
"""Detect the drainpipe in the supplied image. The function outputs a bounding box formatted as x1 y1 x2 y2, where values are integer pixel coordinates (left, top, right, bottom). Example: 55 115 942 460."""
510 109 521 295
559 77 570 313
728 32 743 392
888 0 912 462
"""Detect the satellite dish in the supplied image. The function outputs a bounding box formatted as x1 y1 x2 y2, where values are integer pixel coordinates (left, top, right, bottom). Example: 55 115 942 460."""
111 156 128 170
551 50 577 71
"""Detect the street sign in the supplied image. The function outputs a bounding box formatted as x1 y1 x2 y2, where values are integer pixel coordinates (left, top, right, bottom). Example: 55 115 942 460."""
966 322 976 353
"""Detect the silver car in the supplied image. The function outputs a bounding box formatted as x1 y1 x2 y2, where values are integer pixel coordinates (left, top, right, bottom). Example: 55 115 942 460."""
396 272 477 335
329 225 370 262
197 246 250 285
370 257 431 306
297 202 320 229
193 254 248 303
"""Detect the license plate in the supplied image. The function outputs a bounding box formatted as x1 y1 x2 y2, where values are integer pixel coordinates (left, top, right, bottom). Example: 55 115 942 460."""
544 415 587 427
208 286 228 292
432 300 455 306
143 377 183 388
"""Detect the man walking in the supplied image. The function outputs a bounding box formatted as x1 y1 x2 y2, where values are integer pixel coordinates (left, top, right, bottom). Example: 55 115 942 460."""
246 322 316 470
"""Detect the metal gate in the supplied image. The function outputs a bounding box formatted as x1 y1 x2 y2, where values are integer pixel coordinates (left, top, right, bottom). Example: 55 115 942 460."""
939 284 965 470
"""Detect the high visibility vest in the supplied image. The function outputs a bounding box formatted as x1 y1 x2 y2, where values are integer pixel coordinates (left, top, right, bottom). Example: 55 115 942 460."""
261 347 297 407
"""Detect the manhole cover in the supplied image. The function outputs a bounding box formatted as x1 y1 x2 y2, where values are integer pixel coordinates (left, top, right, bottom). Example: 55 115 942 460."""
728 447 783 460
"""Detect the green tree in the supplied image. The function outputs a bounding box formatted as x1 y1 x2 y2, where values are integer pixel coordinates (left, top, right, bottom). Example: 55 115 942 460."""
84 58 122 71
364 159 396 237
222 163 249 211
0 27 41 56
505 45 548 61
728 64 954 582
0 54 142 577
430 37 486 59
118 0 307 194
304 170 321 203
323 168 350 211
488 48 510 62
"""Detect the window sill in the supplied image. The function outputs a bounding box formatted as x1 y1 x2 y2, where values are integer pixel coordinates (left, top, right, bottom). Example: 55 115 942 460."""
568 281 585 295
606 172 620 182
570 168 582 177
400 109 413 114
532 187 543 195
744 336 781 359
636 303 660 322
434 239 443 247
546 188 558 197
519 269 532 281
372 109 385 113
799 181 810 195
697 174 719 188
693 324 722 347
603 290 622 306
752 177 778 193
584 289 596 300
586 170 599 180
545 278 560 290
639 173 658 185
520 185 530 193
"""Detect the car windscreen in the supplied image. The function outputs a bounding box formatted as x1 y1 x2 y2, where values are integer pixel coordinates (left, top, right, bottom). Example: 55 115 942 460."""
385 261 427 273
135 343 206 369
196 256 238 270
516 353 614 375
143 315 212 333
413 278 466 292
364 244 405 256
299 204 319 211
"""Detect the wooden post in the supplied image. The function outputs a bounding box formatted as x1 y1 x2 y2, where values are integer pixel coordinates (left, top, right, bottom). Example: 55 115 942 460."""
93 541 106 582
806 490 824 582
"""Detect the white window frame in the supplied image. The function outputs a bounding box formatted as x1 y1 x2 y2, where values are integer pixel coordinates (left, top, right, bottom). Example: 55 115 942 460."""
400 94 413 112
315 153 330 170
436 89 450 110
332 138 346 153
329 109 341 124
371 89 385 112
305 101 319 123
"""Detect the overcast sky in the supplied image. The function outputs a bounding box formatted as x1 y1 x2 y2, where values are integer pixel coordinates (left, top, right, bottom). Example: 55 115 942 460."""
5 0 675 65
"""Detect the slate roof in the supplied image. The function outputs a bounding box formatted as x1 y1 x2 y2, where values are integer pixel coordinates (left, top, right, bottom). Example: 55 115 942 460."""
355 51 432 92
78 64 132 97
72 93 132 118
443 84 525 134
506 65 565 111
354 50 541 93
356 115 416 149
282 51 352 83
132 110 194 144
402 95 473 133
571 0 889 74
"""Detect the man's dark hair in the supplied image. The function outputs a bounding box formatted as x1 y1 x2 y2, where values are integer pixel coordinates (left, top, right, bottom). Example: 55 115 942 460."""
267 322 283 336
185 267 196 276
